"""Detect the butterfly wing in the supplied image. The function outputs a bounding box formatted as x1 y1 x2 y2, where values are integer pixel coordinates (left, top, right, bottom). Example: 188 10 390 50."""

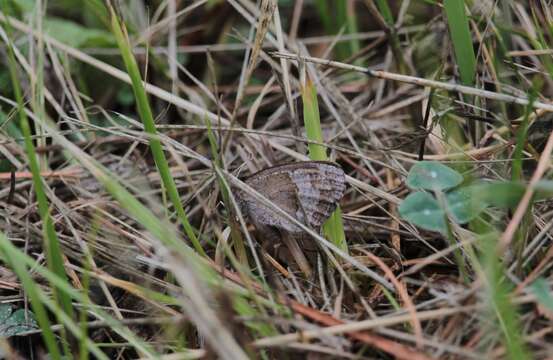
291 162 346 229
238 161 346 233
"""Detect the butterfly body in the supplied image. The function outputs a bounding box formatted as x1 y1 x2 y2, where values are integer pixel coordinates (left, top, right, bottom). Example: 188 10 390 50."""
236 161 346 233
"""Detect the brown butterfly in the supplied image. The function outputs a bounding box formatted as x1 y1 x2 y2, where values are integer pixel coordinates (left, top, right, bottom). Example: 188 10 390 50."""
235 161 346 276
236 161 346 232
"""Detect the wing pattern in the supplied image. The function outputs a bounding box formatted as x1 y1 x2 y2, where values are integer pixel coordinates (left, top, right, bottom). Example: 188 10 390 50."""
236 161 346 233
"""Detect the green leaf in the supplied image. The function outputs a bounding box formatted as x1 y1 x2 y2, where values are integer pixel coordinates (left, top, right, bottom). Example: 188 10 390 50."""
44 18 114 48
468 182 526 208
0 304 12 323
0 109 23 141
399 191 447 233
116 87 136 107
466 180 553 210
0 305 38 337
406 161 463 191
534 180 553 200
531 278 553 312
7 0 35 12
445 187 488 223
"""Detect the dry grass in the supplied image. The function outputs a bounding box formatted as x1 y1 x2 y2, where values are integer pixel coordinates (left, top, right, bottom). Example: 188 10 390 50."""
0 1 553 359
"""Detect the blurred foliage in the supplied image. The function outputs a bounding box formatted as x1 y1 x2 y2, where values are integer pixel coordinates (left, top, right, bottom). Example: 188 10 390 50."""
43 18 114 48
0 304 38 337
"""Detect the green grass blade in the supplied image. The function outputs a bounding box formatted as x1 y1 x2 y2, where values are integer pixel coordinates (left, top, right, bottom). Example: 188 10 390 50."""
301 77 347 251
0 231 62 359
443 0 476 85
33 106 218 286
374 0 408 72
108 5 206 257
313 0 359 60
480 234 530 359
344 1 360 57
302 78 326 161
314 0 332 33
374 0 394 25
529 8 553 80
204 118 248 265
1 7 73 319
0 231 157 358
512 90 537 181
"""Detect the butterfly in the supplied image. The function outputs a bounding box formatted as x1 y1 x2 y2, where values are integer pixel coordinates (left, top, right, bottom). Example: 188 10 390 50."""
234 161 346 276
235 161 346 233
